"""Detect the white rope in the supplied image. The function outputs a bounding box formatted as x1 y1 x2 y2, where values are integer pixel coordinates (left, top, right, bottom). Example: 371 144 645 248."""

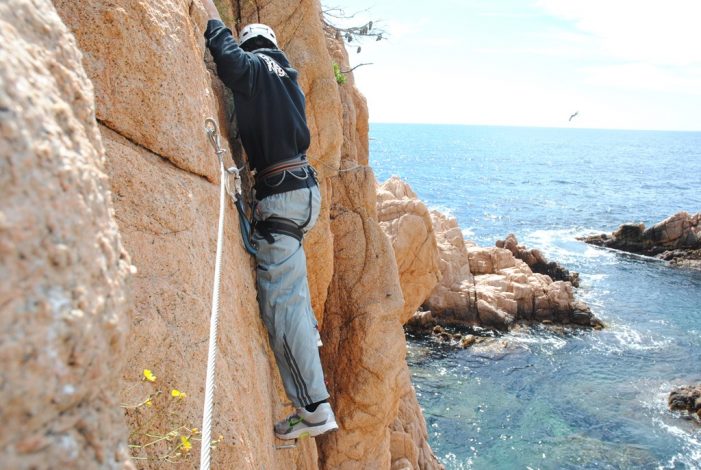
200 119 228 470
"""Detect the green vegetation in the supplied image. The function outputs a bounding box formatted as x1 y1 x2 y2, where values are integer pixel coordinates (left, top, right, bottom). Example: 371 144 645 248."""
333 63 347 85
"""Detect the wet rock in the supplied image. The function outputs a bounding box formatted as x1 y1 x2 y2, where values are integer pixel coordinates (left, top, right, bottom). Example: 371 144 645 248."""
438 332 452 342
459 335 477 348
580 212 701 270
668 385 701 419
497 234 580 286
406 310 437 333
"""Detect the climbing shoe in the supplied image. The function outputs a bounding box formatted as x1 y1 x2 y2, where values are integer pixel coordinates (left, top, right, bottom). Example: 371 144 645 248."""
274 403 338 440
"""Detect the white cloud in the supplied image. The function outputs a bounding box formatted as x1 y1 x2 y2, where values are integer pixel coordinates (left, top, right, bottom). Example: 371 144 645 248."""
535 0 701 66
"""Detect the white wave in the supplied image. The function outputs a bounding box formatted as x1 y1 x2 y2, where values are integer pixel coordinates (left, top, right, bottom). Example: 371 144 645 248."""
519 228 619 268
427 204 455 218
507 330 568 350
462 227 476 239
653 418 701 470
589 323 673 354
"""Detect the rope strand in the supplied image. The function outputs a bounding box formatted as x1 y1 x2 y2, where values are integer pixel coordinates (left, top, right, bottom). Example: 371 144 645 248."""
200 119 228 470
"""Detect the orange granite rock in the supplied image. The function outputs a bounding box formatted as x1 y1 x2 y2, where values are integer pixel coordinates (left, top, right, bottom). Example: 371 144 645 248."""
1 1 132 467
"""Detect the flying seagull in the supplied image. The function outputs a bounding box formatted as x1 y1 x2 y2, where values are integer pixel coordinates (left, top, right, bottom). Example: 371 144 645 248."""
569 111 579 122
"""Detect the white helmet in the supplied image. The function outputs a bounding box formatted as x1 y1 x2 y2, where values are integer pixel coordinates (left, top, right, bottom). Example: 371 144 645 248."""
239 23 278 49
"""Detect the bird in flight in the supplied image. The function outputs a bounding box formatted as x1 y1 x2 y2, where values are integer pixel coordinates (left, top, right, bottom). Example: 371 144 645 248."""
569 111 579 122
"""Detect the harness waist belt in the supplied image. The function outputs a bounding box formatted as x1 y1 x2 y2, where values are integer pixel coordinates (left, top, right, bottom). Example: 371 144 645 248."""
257 155 307 180
254 155 317 201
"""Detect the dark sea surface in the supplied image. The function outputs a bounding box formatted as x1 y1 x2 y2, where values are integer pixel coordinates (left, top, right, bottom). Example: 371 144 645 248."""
369 123 701 469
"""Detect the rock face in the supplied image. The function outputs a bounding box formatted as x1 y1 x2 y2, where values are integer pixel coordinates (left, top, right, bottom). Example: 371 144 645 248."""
424 211 600 330
4 0 441 468
52 1 324 467
581 212 701 269
377 177 441 324
320 33 443 470
0 1 132 468
668 384 701 420
497 234 579 287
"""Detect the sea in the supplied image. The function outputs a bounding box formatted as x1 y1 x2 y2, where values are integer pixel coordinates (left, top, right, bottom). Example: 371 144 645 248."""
368 123 701 470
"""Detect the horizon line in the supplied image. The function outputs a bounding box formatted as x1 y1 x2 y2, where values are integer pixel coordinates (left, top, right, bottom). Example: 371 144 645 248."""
367 121 701 133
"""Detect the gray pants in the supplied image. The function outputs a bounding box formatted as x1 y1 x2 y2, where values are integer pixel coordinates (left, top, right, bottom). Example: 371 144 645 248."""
253 185 329 408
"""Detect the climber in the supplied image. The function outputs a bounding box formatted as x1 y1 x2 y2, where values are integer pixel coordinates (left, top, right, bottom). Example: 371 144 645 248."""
199 0 338 440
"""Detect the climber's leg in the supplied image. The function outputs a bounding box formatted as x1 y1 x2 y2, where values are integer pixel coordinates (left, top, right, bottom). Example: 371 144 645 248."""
254 186 328 408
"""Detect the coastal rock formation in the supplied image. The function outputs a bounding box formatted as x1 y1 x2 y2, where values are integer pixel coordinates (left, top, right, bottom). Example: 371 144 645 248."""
423 211 600 330
497 234 579 287
52 1 325 467
321 36 442 470
668 385 701 420
321 167 407 468
391 369 443 469
377 177 441 324
3 0 440 468
423 211 475 319
581 212 701 269
0 2 132 467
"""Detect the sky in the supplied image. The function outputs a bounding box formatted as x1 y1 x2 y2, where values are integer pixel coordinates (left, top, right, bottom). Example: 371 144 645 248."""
325 0 701 131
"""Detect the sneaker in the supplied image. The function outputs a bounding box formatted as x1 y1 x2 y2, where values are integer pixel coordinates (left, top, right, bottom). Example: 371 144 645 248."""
274 403 338 440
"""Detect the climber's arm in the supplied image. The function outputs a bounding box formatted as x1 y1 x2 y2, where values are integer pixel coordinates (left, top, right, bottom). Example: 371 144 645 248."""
202 15 258 96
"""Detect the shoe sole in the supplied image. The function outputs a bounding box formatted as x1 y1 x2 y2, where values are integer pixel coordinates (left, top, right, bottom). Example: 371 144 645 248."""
275 421 338 440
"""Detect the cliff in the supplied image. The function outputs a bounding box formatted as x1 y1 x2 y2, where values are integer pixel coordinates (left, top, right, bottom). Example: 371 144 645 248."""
2 0 439 469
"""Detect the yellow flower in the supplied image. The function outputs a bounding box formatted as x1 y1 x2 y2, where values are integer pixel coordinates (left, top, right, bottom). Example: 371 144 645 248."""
180 435 192 452
145 399 153 407
143 369 157 382
171 389 187 399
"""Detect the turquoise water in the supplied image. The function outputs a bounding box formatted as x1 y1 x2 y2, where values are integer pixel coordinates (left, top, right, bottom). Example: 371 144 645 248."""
369 124 701 469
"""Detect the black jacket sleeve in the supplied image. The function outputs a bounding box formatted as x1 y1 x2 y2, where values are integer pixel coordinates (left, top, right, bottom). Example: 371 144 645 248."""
204 19 258 96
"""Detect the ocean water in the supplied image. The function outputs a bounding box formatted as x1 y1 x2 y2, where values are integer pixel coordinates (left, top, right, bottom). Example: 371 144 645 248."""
369 124 701 469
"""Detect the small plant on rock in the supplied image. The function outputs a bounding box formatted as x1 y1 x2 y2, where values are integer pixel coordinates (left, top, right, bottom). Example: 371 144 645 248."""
333 62 347 85
121 369 223 464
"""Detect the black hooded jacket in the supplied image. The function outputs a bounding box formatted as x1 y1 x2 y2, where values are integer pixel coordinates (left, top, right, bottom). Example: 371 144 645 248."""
204 19 313 199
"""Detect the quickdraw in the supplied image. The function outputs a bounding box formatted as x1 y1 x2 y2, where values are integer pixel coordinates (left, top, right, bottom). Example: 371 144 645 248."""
205 118 257 256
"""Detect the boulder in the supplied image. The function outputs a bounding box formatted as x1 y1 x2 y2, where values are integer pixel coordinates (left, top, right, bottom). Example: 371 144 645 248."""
425 211 476 318
669 384 701 420
378 177 441 324
426 210 601 329
497 233 580 286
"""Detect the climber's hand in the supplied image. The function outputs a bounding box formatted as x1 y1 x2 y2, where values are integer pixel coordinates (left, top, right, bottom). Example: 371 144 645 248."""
200 0 221 20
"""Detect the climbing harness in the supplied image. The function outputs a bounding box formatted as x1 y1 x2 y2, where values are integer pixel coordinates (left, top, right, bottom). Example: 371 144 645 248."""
256 155 310 181
251 156 316 246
